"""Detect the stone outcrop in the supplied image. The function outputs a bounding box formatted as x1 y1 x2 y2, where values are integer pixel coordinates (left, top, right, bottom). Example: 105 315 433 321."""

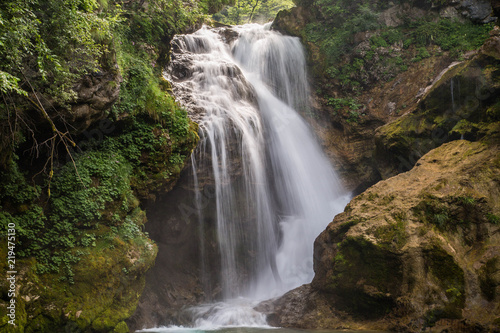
262 137 500 332
127 175 222 331
68 70 122 133
0 196 158 333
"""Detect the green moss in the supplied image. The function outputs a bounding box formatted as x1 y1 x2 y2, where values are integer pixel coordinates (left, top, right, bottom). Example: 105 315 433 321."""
366 192 379 201
330 217 365 243
414 195 456 229
449 119 482 138
114 321 130 333
479 258 498 301
487 213 500 225
423 246 465 319
375 211 408 250
328 236 402 318
18 229 157 332
486 100 500 121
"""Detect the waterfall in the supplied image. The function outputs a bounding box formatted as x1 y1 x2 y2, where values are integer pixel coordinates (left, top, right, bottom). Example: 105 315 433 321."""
165 24 349 328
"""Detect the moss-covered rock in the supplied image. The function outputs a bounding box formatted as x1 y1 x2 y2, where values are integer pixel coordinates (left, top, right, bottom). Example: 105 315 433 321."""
265 139 500 331
326 236 402 318
375 31 500 178
0 172 194 332
0 107 198 332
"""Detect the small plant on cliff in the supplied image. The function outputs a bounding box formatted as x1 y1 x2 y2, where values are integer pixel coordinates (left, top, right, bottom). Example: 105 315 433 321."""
409 18 493 58
487 213 500 225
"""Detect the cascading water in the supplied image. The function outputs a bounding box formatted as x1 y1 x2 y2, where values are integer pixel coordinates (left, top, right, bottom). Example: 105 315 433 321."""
157 23 350 330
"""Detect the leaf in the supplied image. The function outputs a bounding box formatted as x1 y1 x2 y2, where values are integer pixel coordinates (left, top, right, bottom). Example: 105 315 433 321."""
0 70 27 96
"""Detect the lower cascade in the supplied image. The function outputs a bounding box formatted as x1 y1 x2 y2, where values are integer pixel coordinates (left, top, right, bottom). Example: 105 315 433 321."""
151 23 350 330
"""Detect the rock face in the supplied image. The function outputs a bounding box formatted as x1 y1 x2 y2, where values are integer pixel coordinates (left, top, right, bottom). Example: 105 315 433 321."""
127 174 222 331
375 30 500 179
273 0 496 193
68 70 122 133
263 138 500 332
461 0 497 23
0 235 157 333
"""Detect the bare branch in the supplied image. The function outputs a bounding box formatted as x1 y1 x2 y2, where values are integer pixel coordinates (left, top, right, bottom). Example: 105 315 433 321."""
20 71 87 194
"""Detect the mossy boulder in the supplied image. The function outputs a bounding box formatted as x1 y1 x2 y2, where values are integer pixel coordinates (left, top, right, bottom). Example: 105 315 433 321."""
0 206 157 333
265 139 500 331
324 235 403 318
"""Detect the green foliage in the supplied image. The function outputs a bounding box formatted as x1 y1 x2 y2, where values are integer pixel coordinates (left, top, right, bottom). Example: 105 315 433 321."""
487 213 500 225
415 195 452 229
432 211 450 228
0 0 200 321
0 0 199 280
457 196 476 206
409 18 493 55
370 35 388 48
112 48 190 141
327 97 361 110
412 47 431 62
213 0 294 24
303 2 381 65
0 70 27 96
486 101 500 120
50 151 132 226
0 0 113 104
301 2 493 97
0 149 143 279
380 28 404 45
326 97 365 123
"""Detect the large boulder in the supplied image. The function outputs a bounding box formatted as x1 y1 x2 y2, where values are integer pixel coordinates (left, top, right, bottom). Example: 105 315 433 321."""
263 138 500 331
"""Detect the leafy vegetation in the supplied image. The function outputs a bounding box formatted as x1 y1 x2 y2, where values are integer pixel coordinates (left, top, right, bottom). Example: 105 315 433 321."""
0 0 116 104
213 0 294 24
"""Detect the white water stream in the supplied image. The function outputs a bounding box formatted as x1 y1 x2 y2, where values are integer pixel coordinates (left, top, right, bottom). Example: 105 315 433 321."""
154 23 350 330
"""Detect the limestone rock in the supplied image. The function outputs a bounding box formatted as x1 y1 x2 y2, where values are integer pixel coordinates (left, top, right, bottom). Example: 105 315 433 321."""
375 34 500 179
69 71 122 133
265 139 500 331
